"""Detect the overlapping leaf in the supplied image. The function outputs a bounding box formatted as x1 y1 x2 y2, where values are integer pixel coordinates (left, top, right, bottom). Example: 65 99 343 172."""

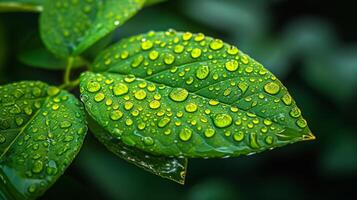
0 0 42 12
80 30 314 159
0 81 87 199
87 116 187 184
40 0 146 58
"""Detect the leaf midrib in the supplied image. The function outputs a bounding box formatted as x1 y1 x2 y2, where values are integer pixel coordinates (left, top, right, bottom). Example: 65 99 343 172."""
0 96 49 160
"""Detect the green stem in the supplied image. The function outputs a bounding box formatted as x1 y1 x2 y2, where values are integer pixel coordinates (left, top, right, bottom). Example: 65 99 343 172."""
64 57 75 84
59 78 80 91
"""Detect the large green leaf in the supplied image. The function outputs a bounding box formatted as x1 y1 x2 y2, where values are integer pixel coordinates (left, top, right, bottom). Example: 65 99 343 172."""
80 30 314 159
40 0 145 58
87 115 187 184
0 81 87 199
0 0 42 12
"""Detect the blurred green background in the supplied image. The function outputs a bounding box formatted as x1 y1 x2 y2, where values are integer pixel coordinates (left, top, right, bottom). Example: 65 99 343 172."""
1 0 357 199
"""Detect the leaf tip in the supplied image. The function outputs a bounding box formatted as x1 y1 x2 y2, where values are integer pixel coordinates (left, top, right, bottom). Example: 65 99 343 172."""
302 132 316 141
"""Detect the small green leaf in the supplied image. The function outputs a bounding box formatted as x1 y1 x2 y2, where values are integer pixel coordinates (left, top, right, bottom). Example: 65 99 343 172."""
40 0 146 58
80 30 314 159
87 115 187 184
0 81 87 199
18 47 86 70
0 0 43 12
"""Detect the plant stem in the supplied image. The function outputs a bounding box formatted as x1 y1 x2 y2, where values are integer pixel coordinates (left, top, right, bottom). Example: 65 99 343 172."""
64 57 74 84
59 78 80 91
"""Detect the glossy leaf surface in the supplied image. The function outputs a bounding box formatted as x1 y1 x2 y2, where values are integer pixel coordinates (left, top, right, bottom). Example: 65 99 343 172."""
0 81 87 199
0 0 42 12
88 116 187 184
40 0 145 58
80 30 314 159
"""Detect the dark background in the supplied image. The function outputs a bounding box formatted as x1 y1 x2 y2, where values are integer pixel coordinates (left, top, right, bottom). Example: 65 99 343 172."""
1 0 357 199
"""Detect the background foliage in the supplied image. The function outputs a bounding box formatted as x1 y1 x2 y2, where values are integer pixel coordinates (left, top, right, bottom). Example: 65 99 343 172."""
0 0 356 199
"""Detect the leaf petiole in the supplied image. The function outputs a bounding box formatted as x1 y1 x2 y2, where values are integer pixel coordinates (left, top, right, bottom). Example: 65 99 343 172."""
64 57 75 84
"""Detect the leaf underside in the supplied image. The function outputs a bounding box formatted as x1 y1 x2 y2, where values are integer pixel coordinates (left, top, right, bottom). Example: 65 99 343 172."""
80 30 314 160
87 116 187 184
0 81 87 199
40 0 146 58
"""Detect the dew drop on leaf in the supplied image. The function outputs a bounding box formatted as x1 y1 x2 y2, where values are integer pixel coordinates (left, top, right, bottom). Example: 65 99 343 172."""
169 88 188 102
179 128 192 141
113 83 129 96
264 82 280 95
213 114 233 128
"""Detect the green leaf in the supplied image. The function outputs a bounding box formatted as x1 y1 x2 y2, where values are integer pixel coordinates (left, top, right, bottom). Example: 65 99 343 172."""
87 115 187 184
144 0 167 6
18 47 86 70
80 30 314 159
0 0 43 12
40 0 146 58
0 81 87 199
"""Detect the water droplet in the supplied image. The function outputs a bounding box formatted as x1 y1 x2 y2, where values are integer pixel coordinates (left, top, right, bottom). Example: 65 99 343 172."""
125 118 133 126
204 128 215 138
24 106 33 115
124 101 134 110
265 136 273 144
149 100 161 109
263 119 273 126
179 127 192 141
169 88 188 102
110 110 123 121
134 90 147 100
185 103 198 113
213 114 233 128
227 46 239 55
194 33 205 42
196 65 210 80
233 131 244 142
28 184 36 193
164 54 175 65
141 40 153 50
60 121 72 128
296 118 307 128
238 82 248 93
225 60 239 72
149 50 159 60
264 82 280 95
46 160 58 175
290 107 301 118
282 94 292 105
121 51 129 59
47 86 60 97
94 92 105 102
86 81 101 93
52 104 60 111
131 55 144 68
174 45 184 53
209 39 224 50
113 83 129 96
182 32 192 40
143 137 154 145
15 118 24 126
158 117 171 128
191 48 202 58
138 122 146 130
32 160 43 173
249 133 260 149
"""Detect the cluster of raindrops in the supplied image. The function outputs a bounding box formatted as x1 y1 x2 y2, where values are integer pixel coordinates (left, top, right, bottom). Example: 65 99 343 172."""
0 81 86 197
95 130 187 183
83 30 311 158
